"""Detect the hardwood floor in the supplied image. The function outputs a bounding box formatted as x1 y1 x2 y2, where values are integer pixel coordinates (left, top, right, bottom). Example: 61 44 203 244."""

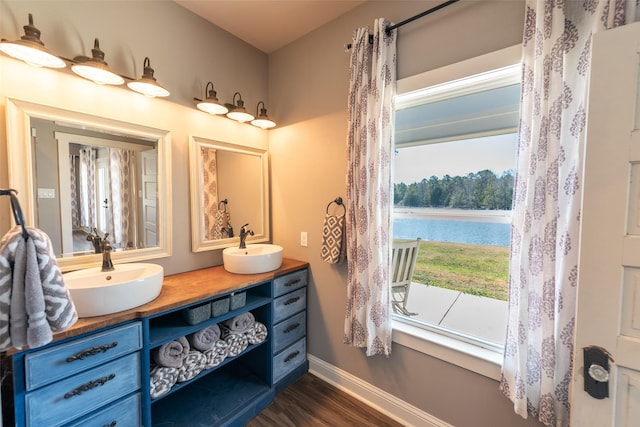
246 373 405 427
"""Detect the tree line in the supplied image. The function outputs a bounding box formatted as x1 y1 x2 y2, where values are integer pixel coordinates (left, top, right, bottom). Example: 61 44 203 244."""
394 169 515 210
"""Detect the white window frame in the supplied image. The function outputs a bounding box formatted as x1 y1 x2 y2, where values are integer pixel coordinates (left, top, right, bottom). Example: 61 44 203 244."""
392 44 522 380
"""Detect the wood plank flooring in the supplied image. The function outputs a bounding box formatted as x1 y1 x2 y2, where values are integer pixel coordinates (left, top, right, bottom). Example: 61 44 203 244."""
246 373 405 427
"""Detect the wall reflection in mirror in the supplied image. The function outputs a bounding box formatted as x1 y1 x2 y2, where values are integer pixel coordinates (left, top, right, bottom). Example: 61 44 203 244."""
32 118 158 257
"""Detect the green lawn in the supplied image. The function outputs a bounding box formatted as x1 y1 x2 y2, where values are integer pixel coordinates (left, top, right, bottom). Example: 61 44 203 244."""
406 240 510 301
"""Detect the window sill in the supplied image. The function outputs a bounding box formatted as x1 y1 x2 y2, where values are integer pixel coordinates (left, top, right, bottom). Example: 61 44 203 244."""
392 319 502 381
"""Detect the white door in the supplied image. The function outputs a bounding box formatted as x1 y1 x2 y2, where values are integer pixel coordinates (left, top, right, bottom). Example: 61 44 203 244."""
571 22 640 425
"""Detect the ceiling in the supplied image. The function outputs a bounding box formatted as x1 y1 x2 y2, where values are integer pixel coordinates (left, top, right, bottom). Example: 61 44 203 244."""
174 0 366 54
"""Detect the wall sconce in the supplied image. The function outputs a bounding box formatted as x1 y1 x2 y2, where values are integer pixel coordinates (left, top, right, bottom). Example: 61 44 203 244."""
127 57 169 97
71 38 124 85
0 13 65 68
226 92 255 122
251 101 276 129
196 82 228 114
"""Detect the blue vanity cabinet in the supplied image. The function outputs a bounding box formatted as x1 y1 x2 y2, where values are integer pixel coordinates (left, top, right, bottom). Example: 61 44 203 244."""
7 322 143 426
147 280 274 427
1 263 310 427
271 268 308 391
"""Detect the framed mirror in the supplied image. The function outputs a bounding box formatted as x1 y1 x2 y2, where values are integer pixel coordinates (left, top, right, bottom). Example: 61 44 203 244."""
6 98 172 271
189 136 270 252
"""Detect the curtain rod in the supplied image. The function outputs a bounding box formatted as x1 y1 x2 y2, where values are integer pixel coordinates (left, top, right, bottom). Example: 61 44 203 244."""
345 0 459 50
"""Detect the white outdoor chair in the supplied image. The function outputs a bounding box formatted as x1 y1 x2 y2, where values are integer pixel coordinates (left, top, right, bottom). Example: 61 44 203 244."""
391 238 421 316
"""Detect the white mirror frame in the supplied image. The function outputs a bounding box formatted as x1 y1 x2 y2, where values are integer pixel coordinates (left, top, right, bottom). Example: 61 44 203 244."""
5 98 173 271
189 135 270 252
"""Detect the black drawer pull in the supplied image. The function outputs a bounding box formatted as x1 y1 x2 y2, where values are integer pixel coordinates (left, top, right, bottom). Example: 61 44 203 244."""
283 323 301 333
66 342 118 362
283 296 300 306
284 351 300 363
103 422 117 427
63 373 116 399
284 278 301 287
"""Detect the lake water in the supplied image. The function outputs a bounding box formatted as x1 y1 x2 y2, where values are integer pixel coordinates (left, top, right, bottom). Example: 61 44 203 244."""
393 217 511 247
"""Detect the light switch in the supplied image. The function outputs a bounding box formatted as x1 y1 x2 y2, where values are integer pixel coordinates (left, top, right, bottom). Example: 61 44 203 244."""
300 232 308 247
37 188 55 199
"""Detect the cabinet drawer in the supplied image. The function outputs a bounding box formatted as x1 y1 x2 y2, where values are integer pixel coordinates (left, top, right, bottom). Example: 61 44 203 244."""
66 392 141 427
25 322 142 390
273 338 306 384
25 352 141 427
273 311 306 354
273 287 306 323
273 269 307 297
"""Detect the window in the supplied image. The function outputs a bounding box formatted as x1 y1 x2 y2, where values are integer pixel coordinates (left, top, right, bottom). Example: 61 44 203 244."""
392 48 521 369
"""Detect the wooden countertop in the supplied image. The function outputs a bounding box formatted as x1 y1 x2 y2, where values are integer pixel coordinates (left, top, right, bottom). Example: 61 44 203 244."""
49 258 309 345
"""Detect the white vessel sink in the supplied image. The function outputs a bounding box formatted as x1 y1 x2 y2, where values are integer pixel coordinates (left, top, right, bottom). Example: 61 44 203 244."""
223 244 283 274
63 263 164 317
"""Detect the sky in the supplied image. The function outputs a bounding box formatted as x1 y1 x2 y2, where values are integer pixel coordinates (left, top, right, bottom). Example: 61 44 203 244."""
393 133 518 184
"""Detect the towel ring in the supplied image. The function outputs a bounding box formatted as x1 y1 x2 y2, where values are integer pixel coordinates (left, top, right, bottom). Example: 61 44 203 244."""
326 197 345 215
218 199 228 212
0 188 28 240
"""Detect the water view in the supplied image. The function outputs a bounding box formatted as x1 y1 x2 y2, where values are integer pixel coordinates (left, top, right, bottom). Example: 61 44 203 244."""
393 209 511 247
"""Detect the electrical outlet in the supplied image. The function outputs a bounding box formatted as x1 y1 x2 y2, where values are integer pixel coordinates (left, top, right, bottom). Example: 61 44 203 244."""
300 231 308 247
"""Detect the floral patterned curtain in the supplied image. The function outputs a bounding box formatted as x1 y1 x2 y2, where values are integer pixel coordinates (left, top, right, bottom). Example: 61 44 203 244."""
344 19 396 357
109 148 134 249
69 155 80 229
501 1 626 425
78 147 96 230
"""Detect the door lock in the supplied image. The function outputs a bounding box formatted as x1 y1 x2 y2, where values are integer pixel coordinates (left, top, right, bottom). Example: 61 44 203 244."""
583 346 612 399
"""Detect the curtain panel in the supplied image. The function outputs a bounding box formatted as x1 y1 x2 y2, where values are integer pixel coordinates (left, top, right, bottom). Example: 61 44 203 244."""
501 1 626 426
344 19 396 357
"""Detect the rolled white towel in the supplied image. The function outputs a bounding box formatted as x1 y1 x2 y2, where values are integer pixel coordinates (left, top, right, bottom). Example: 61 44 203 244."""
244 322 268 345
177 350 206 383
203 339 229 369
224 332 248 357
150 364 179 399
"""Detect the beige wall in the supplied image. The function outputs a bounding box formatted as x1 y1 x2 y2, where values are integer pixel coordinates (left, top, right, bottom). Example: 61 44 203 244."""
269 1 543 426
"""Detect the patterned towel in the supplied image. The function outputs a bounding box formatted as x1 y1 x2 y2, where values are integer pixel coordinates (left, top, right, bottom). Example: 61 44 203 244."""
150 364 179 399
223 332 248 357
203 339 229 369
321 213 345 264
177 350 206 382
0 226 77 351
244 322 268 345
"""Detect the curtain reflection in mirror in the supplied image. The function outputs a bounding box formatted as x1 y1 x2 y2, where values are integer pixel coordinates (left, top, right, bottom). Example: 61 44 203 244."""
109 148 135 250
70 145 136 252
201 146 231 240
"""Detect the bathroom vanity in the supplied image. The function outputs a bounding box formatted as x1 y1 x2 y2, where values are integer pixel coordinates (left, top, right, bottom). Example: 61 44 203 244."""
1 259 309 426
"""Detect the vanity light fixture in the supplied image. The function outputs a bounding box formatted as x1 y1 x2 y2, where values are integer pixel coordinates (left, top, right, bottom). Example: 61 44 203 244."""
226 92 255 122
0 13 65 68
127 57 170 97
250 101 276 129
196 82 228 114
71 38 124 85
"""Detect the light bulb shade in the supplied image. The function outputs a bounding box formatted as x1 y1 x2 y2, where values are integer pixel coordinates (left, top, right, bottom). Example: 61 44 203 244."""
196 82 228 114
0 13 65 68
71 38 124 85
226 94 254 122
251 103 276 129
127 57 169 97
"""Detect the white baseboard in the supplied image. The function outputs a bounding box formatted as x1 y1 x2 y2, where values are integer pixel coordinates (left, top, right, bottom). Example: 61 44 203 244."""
308 354 454 427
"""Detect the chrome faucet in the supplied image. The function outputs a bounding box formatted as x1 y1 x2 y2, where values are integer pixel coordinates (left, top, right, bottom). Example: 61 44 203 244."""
239 224 254 249
101 233 115 272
